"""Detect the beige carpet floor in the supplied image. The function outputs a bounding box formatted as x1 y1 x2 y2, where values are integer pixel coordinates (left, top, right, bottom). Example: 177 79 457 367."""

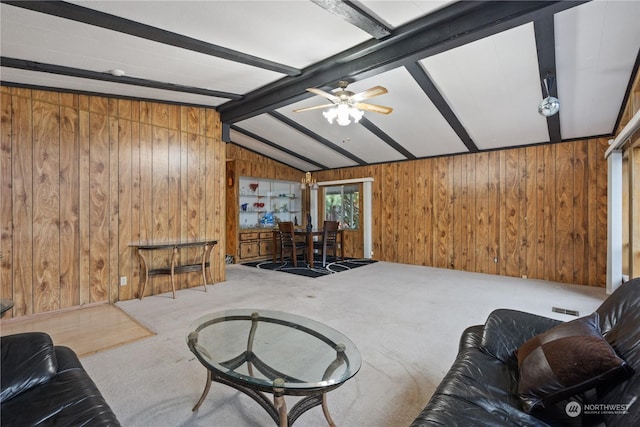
81 262 607 427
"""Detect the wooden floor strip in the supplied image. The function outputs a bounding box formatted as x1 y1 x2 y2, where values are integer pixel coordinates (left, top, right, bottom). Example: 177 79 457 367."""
0 303 154 357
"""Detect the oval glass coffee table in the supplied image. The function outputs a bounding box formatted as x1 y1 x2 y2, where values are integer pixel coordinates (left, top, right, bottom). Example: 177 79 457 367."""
187 309 361 426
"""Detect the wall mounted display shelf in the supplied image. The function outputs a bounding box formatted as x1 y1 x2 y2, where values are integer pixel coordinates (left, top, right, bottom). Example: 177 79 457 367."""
238 177 301 230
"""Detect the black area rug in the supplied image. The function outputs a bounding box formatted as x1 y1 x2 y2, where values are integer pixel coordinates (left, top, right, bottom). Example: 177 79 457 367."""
241 256 377 278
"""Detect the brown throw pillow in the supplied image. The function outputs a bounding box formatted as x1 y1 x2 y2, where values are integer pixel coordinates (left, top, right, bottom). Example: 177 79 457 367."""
516 312 633 413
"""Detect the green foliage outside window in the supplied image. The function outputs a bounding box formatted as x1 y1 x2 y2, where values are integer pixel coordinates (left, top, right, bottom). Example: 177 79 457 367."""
324 184 359 229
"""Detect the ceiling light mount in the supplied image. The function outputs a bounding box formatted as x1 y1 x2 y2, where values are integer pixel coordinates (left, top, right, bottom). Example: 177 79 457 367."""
538 74 560 117
323 103 364 126
324 81 363 126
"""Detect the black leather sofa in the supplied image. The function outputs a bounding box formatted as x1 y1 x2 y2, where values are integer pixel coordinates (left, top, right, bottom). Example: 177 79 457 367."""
1 332 120 426
411 278 639 427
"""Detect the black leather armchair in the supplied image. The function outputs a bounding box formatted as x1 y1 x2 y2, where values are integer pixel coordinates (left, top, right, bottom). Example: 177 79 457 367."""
1 332 120 427
411 278 640 426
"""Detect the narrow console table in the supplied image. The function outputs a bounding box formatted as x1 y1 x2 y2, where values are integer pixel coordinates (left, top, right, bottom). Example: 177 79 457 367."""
131 240 217 300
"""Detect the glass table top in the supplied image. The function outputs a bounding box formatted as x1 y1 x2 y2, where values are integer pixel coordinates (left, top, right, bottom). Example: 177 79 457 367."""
187 309 361 391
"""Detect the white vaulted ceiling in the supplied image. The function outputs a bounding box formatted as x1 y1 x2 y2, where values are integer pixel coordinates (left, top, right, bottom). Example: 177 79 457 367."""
1 0 639 171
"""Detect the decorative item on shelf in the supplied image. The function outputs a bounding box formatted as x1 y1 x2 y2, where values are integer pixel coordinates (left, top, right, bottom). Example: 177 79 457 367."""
306 212 313 232
294 215 298 226
300 172 319 190
538 73 560 117
260 212 275 227
241 203 248 212
249 183 259 192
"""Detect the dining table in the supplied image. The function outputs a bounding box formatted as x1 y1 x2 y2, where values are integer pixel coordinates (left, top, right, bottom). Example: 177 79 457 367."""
272 228 344 268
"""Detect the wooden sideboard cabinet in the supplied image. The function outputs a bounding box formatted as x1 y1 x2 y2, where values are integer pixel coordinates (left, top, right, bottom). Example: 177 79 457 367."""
258 232 274 257
239 231 259 259
226 159 303 264
238 230 276 261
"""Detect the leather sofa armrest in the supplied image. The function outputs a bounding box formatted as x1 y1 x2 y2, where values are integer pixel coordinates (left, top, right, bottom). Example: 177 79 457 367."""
458 325 483 352
479 309 562 366
0 332 58 402
596 277 640 335
54 346 84 373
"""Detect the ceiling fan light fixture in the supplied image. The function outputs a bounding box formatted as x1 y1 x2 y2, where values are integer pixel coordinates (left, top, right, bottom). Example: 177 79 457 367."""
350 107 364 123
298 81 391 125
323 103 364 126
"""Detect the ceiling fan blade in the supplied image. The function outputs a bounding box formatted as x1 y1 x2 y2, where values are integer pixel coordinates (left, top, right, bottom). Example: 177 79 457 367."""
354 102 393 114
352 86 388 101
293 103 335 113
307 88 338 102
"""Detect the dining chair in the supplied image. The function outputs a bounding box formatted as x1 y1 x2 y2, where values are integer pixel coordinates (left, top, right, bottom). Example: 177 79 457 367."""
278 221 306 267
313 220 340 267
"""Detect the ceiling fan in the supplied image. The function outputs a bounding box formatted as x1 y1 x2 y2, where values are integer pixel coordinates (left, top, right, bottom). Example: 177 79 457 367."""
293 81 393 126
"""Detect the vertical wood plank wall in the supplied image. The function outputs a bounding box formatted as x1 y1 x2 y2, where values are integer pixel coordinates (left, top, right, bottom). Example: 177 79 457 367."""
226 144 304 182
312 139 609 287
225 145 304 258
0 87 226 319
225 139 608 286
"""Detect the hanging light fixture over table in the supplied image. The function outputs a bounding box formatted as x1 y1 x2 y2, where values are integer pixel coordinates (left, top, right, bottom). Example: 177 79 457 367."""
300 172 318 190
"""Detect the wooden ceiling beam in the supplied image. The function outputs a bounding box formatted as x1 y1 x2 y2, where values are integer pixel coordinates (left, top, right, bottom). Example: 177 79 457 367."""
3 0 301 77
310 0 391 39
268 111 367 165
358 117 417 160
534 16 562 143
230 125 329 170
405 62 478 153
1 56 242 100
219 1 588 123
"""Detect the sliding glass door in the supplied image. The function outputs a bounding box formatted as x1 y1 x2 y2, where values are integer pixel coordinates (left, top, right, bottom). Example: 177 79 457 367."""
323 184 360 229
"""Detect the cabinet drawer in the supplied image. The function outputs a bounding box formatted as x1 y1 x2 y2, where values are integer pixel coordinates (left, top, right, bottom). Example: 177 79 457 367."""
259 231 273 240
259 240 273 256
240 242 259 258
240 232 259 241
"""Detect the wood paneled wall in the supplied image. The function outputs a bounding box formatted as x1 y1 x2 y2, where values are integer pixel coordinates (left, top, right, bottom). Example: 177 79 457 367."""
1 87 226 319
225 144 304 257
313 139 609 287
226 144 304 182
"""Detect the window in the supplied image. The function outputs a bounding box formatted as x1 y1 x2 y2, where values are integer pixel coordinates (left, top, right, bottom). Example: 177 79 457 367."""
324 184 360 229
